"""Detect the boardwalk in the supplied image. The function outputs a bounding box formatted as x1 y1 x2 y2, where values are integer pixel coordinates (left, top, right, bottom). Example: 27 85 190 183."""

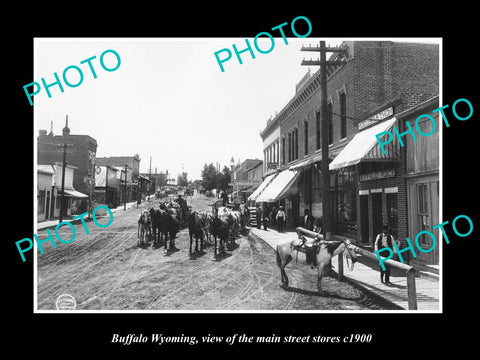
248 226 440 311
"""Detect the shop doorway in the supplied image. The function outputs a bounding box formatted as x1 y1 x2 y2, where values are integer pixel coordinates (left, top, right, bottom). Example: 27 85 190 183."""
386 192 398 238
360 194 369 243
292 193 300 228
371 192 383 239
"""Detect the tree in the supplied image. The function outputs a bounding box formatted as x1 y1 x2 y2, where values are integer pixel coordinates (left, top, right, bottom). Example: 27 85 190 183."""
201 163 218 191
177 172 188 187
218 166 231 191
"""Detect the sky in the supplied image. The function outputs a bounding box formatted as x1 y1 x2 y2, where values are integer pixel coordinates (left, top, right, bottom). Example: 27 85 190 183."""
34 38 317 180
34 37 439 180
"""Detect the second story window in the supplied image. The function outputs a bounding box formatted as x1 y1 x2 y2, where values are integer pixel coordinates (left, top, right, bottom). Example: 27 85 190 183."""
304 119 309 156
340 92 347 139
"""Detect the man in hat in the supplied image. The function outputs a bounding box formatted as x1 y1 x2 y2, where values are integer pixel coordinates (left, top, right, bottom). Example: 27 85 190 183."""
276 206 286 233
374 225 397 285
300 208 315 231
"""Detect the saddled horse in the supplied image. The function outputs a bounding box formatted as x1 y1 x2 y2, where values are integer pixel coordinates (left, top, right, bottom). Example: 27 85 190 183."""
137 209 151 247
276 237 357 293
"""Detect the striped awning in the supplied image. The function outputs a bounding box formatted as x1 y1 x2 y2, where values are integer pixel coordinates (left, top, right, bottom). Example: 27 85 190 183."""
248 172 278 201
329 117 399 170
255 169 300 203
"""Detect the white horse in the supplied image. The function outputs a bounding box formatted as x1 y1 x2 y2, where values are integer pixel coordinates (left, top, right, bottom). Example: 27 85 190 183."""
276 237 357 293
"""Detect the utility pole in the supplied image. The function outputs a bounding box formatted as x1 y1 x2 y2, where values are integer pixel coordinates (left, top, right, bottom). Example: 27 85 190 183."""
105 166 109 207
301 41 347 240
58 115 73 223
149 156 152 196
124 164 128 211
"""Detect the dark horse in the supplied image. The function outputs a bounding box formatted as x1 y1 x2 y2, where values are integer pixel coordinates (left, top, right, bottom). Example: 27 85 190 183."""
149 208 165 247
163 209 180 253
188 211 207 255
209 216 230 256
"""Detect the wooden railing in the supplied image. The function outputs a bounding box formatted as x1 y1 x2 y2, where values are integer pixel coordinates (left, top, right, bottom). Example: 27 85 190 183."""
295 228 418 310
345 244 417 310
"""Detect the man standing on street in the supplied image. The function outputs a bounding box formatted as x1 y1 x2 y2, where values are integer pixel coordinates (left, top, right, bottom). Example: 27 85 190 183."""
374 225 397 285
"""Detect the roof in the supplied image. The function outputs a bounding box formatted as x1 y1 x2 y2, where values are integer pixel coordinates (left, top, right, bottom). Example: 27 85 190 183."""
37 164 55 174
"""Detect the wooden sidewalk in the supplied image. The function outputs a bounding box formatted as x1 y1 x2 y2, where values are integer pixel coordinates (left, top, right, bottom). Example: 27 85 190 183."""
248 227 440 311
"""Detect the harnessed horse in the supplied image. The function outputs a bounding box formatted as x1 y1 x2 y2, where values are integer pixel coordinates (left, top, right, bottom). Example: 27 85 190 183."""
188 210 210 255
137 209 151 247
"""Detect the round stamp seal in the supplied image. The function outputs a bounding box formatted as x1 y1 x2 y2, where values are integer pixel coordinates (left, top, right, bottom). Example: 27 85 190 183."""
55 293 77 310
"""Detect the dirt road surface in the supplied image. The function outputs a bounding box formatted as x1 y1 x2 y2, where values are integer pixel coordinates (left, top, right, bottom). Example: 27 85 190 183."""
36 193 397 311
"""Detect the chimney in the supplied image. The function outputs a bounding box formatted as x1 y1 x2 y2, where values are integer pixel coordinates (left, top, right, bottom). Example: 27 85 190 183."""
39 129 47 137
62 115 70 137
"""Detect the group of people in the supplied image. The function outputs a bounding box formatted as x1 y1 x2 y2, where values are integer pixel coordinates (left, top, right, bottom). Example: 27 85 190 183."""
255 206 322 234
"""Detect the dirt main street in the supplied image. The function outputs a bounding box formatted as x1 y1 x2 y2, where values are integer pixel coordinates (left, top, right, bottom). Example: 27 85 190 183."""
36 193 397 311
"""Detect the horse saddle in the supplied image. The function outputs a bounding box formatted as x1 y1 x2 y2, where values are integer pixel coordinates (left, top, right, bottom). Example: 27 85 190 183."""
292 236 320 254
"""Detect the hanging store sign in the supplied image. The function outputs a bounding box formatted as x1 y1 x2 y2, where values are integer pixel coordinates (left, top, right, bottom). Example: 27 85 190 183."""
358 107 394 130
360 168 395 182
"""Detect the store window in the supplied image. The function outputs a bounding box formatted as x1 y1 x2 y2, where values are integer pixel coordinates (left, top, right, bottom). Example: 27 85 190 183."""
304 119 308 155
386 192 398 238
38 190 45 214
336 167 357 237
417 183 430 246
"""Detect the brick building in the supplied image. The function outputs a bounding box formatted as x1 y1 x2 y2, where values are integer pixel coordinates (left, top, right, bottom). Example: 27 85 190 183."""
256 41 439 262
231 159 263 202
37 119 97 214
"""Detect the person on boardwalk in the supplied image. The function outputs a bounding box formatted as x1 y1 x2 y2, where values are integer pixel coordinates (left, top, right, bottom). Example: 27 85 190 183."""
300 208 315 231
276 206 286 233
262 208 269 231
374 225 397 285
256 204 263 229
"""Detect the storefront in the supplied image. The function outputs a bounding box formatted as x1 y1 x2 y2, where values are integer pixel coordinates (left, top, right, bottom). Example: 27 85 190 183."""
249 169 301 228
401 96 440 265
329 116 404 246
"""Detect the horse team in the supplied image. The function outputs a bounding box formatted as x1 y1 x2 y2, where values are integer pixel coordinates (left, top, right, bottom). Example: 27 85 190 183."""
137 200 243 257
137 198 358 294
137 201 182 252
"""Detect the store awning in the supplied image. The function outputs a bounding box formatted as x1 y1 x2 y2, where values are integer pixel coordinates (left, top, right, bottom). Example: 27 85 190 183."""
248 172 278 201
329 117 399 170
255 169 300 203
289 153 322 171
62 189 88 198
